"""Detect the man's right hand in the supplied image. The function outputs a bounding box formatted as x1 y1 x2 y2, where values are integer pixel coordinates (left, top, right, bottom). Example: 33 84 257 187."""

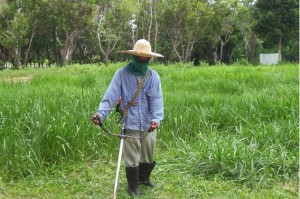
91 114 101 125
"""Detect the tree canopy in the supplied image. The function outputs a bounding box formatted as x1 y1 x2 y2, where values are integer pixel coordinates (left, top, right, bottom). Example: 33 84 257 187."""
0 0 298 68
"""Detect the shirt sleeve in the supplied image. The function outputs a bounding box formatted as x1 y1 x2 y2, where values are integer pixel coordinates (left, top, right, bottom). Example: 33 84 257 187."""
97 70 122 121
149 72 164 125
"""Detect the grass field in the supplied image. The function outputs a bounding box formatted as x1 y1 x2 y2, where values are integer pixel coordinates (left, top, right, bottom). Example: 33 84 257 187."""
0 63 298 198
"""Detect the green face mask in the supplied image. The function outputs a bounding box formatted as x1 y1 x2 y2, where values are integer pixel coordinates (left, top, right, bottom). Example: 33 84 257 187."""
126 56 150 76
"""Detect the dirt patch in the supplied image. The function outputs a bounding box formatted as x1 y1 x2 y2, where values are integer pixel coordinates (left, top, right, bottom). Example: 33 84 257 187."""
283 183 299 195
4 75 33 83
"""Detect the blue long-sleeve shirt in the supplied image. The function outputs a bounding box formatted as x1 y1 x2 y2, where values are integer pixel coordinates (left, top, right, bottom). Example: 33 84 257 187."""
97 65 164 131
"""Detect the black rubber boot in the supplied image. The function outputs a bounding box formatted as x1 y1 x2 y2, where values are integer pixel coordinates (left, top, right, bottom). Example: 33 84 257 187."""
125 167 140 197
139 161 156 187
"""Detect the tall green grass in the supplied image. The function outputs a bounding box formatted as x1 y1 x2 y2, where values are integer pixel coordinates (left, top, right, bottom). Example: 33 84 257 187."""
0 63 298 186
0 64 121 179
159 64 298 186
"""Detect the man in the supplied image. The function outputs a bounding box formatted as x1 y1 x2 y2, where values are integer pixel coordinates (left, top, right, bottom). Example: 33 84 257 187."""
91 39 164 197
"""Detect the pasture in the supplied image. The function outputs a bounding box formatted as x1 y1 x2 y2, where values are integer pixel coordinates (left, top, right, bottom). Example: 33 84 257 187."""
0 63 298 198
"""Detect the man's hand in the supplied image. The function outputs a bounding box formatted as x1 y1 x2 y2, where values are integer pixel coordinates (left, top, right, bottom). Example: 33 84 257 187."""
91 114 101 125
148 121 158 132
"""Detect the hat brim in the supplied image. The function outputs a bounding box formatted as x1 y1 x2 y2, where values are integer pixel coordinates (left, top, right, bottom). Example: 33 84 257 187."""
119 50 164 58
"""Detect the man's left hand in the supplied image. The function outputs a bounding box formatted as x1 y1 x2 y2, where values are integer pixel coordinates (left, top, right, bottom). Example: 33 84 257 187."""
148 121 158 132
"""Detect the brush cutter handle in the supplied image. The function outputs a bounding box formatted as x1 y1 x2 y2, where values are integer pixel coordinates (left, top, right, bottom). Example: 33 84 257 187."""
113 137 124 199
94 115 141 139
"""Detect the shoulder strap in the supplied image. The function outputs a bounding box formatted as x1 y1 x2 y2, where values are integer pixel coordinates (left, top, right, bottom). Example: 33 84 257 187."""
123 71 151 116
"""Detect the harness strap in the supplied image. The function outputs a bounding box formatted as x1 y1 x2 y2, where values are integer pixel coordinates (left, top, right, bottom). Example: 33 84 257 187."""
123 71 151 117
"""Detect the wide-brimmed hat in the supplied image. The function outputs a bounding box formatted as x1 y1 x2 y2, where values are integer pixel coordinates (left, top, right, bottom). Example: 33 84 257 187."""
119 39 164 58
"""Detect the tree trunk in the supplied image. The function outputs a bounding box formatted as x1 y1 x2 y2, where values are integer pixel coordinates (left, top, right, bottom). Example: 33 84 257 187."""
47 44 51 67
207 42 217 65
96 12 118 64
153 0 158 54
130 20 137 46
60 30 78 65
36 49 41 68
278 36 282 62
147 0 153 42
240 27 259 64
24 30 35 66
171 33 182 62
183 33 195 62
0 48 6 68
218 36 224 62
13 47 20 69
53 28 63 66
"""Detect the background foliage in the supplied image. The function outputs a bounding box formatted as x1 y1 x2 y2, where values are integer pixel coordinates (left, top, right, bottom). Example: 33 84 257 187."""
0 0 298 69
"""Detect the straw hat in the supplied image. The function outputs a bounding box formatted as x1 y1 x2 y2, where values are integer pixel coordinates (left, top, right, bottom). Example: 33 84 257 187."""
120 39 164 58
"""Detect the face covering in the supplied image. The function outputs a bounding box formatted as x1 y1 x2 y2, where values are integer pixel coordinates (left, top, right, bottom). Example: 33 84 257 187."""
126 55 150 76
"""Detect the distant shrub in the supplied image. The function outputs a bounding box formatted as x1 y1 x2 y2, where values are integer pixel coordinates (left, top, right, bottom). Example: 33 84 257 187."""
234 58 251 66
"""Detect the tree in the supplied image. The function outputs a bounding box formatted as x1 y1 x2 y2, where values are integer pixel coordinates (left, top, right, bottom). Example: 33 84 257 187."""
201 0 238 65
253 0 299 61
20 0 42 66
0 0 298 66
161 0 204 62
60 1 94 65
233 0 261 64
93 0 136 64
0 1 29 68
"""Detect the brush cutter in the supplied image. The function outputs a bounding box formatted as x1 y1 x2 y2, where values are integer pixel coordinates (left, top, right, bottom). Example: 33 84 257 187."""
96 118 141 199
